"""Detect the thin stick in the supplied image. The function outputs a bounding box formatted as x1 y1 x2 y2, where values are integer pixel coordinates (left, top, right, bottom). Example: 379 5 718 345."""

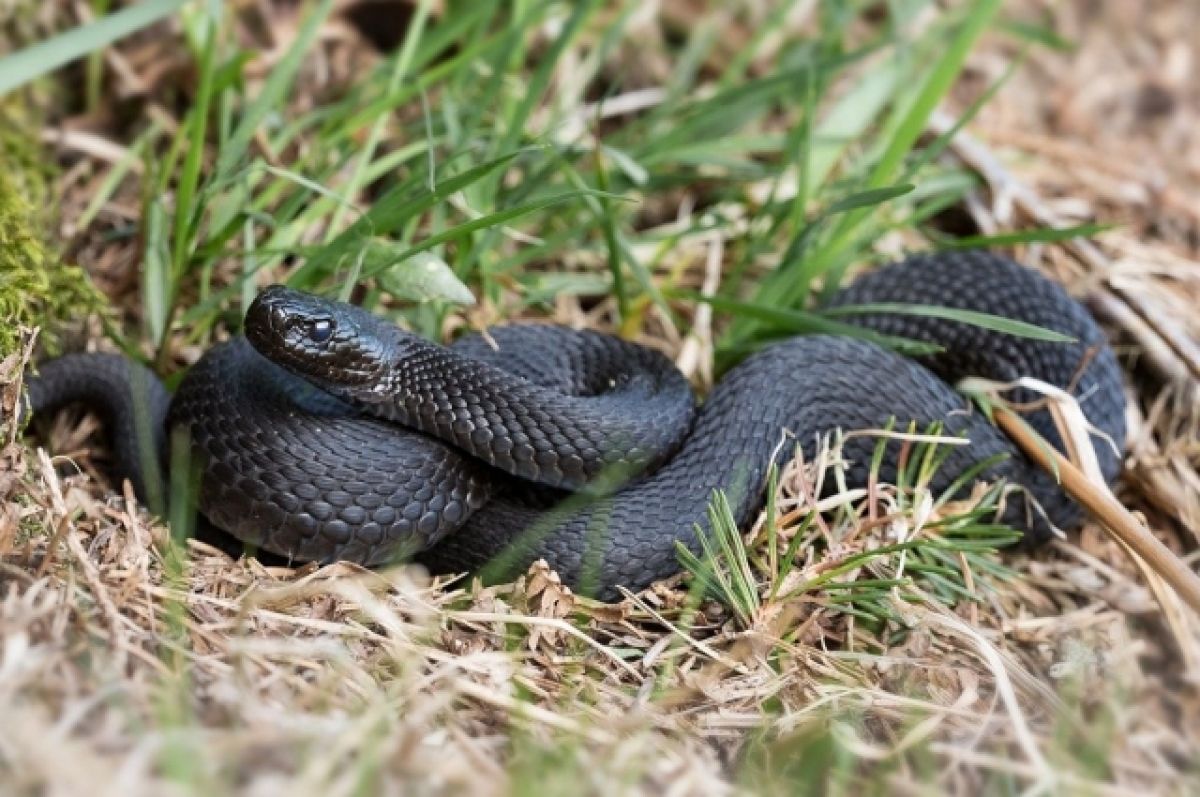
993 407 1200 615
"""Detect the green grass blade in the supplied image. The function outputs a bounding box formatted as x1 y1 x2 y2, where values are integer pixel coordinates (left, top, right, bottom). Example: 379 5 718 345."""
822 302 1076 342
824 183 915 214
932 222 1113 250
868 1 1003 197
0 0 186 96
593 150 628 320
488 1 597 177
170 8 218 287
142 200 172 345
292 152 521 284
682 294 943 356
324 0 434 240
802 0 1004 284
214 0 335 179
369 190 621 279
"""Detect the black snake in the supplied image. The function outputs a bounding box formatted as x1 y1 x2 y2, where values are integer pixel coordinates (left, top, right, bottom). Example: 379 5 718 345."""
23 251 1126 600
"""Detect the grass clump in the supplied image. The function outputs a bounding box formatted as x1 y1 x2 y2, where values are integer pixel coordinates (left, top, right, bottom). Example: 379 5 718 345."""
679 425 1021 640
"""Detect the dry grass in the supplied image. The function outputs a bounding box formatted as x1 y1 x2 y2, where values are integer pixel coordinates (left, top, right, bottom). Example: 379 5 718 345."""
3 0 1200 794
2 357 1187 794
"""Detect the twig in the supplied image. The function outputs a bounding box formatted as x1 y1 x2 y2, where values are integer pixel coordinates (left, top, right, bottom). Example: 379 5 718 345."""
993 406 1200 615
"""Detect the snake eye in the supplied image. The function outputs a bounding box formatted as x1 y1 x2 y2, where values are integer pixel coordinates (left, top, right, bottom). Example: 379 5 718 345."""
309 319 334 343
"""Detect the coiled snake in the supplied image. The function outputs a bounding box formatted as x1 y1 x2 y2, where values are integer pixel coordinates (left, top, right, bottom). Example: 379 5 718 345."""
24 251 1126 600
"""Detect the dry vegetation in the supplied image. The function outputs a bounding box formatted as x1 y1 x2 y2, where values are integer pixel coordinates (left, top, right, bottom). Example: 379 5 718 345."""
1 0 1198 794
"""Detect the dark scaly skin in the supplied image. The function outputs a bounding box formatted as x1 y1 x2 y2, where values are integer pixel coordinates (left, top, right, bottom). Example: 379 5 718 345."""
243 286 697 491
824 251 1125 513
425 256 1126 595
166 339 501 563
22 353 171 514
22 253 1127 601
424 335 1072 594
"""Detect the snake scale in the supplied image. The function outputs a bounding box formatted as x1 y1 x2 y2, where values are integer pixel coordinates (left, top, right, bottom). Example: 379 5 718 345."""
24 251 1126 600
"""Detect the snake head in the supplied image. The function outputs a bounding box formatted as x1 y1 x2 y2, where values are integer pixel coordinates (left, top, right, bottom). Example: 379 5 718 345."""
245 285 392 389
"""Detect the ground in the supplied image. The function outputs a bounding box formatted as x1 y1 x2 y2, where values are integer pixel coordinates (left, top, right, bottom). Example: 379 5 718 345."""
0 1 1198 794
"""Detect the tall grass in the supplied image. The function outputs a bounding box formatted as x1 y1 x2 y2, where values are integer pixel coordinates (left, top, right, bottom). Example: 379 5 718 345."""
0 0 1080 350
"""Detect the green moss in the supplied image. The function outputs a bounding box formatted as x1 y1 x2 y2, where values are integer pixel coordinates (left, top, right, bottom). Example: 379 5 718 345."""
0 105 107 359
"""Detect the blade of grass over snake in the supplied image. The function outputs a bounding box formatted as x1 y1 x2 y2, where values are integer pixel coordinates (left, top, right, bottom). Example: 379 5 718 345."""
676 292 943 357
822 303 1076 343
930 223 1114 250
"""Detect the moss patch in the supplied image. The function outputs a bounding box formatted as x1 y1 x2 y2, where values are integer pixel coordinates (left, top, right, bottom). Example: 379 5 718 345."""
0 105 106 358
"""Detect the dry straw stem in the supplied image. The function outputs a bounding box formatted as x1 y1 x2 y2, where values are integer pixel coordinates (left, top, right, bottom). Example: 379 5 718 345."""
993 405 1200 616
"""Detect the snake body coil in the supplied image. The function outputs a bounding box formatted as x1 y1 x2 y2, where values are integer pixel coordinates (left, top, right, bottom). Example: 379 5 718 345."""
24 252 1126 599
